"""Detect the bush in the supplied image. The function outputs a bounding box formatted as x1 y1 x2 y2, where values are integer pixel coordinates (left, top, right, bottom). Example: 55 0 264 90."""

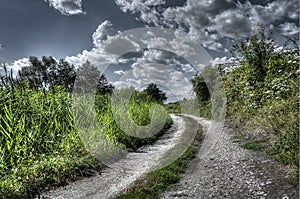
223 29 299 168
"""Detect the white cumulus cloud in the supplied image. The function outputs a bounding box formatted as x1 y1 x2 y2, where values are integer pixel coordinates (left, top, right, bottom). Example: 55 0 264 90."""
66 20 141 71
66 20 209 101
114 70 127 75
44 0 84 15
5 58 31 76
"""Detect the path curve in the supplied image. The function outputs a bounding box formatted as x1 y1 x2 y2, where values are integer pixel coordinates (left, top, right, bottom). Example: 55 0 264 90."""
162 115 299 199
40 114 193 199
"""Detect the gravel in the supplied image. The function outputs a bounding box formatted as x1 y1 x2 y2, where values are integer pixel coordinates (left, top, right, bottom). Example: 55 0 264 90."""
39 114 191 199
39 114 299 199
161 115 299 199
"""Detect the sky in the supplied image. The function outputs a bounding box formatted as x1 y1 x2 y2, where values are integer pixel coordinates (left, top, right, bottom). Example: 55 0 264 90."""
0 0 299 102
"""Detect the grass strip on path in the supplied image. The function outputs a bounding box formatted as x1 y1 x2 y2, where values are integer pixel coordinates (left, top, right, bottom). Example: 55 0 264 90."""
116 116 203 199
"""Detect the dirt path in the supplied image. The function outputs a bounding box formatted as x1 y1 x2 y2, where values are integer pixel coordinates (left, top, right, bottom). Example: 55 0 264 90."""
40 114 190 199
40 114 298 199
162 115 299 199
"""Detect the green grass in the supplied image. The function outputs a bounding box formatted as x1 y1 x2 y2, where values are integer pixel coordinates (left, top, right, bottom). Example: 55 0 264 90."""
0 155 103 199
241 137 269 151
117 116 203 199
0 84 172 198
222 33 299 169
0 87 102 198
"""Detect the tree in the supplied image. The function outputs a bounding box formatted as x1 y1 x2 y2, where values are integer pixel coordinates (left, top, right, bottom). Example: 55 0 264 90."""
231 28 276 82
18 56 76 92
97 74 114 95
53 59 76 92
192 75 210 102
144 83 167 103
74 60 101 93
74 60 114 95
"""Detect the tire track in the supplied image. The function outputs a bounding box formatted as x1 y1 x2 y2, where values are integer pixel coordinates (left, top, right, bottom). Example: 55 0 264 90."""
40 114 192 199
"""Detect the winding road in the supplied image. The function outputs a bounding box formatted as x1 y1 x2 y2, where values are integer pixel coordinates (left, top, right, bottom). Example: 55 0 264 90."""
41 114 299 199
41 114 192 199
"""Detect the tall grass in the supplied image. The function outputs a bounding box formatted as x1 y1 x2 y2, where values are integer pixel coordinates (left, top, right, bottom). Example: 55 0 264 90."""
0 75 172 198
0 85 97 198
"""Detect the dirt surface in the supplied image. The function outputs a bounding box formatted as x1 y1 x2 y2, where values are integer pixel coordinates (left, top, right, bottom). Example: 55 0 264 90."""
40 114 191 199
162 115 299 199
40 114 299 199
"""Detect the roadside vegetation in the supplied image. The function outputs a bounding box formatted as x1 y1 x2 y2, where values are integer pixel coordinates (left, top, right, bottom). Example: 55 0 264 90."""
0 58 171 198
192 29 299 180
117 116 202 199
1 27 298 198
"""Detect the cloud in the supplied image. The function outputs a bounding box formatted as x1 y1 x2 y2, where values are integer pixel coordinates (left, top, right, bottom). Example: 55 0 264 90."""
66 20 211 68
115 0 165 25
113 63 195 102
5 58 31 76
210 56 230 67
279 22 299 36
92 20 115 46
248 0 298 25
115 0 299 52
66 20 207 101
66 20 141 72
111 48 198 102
114 70 127 75
44 0 85 15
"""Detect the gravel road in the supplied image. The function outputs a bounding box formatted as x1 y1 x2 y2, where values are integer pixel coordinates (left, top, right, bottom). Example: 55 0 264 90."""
162 115 299 199
40 114 298 199
40 114 192 199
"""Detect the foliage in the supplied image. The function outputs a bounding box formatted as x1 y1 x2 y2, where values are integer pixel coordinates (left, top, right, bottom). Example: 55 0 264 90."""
18 56 76 92
144 83 167 103
75 60 101 93
192 28 299 170
241 138 269 151
97 74 114 95
164 102 181 113
231 28 277 82
74 60 114 95
192 75 210 102
223 29 299 168
93 87 172 150
192 64 226 120
0 65 172 198
0 85 100 198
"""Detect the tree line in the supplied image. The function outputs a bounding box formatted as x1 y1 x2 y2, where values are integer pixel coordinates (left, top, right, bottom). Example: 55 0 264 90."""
0 57 167 103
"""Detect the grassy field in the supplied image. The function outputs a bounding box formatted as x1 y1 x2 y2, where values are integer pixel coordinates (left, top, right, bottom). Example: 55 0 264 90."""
0 82 172 198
